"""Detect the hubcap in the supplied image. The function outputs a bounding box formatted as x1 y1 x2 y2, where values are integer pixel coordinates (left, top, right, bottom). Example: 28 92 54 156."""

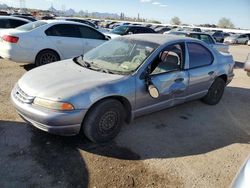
40 53 57 65
99 111 118 135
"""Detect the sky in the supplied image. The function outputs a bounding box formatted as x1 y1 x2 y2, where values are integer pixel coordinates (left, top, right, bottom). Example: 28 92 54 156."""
1 0 250 29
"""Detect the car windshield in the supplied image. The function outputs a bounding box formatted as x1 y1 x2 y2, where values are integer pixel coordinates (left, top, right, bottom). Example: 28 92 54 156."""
75 38 158 75
16 21 47 31
111 26 129 35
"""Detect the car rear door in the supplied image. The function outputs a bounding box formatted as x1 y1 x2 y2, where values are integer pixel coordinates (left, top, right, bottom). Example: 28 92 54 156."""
45 24 84 59
186 42 217 97
78 25 106 53
135 43 189 116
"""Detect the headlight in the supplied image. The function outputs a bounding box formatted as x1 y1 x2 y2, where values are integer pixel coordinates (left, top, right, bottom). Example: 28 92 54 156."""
33 97 74 111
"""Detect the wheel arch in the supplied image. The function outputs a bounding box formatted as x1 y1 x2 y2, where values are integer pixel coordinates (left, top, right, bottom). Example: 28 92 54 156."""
84 95 133 125
35 48 61 62
217 74 227 83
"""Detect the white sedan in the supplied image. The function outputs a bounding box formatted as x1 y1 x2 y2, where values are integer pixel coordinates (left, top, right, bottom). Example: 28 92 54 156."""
0 20 109 66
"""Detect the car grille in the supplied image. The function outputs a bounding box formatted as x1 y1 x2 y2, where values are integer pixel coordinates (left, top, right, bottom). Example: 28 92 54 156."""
13 85 34 104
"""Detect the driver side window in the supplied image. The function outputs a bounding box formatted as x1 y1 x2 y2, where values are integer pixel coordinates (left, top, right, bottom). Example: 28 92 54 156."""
151 43 184 75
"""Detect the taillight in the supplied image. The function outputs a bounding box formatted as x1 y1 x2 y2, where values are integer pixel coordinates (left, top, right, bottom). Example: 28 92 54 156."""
2 35 19 43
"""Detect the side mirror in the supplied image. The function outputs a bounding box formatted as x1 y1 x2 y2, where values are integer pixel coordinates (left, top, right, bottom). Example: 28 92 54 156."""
148 84 159 99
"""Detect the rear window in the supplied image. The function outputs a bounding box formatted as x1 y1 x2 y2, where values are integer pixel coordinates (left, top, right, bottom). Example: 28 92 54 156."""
16 21 47 31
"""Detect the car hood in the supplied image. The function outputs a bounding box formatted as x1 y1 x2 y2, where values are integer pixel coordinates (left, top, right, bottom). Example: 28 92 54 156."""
18 59 125 101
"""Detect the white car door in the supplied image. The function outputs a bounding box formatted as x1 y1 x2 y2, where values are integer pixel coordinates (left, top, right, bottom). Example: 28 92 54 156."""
78 25 107 53
45 24 84 59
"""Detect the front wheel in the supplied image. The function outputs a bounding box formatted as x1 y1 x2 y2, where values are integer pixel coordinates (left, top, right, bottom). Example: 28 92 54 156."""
202 77 226 105
82 99 125 143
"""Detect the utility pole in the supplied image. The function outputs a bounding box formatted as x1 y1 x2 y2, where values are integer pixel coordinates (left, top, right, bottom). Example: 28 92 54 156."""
19 0 26 13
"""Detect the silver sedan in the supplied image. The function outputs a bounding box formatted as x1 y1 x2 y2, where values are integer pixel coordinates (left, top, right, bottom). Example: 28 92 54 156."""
11 34 235 143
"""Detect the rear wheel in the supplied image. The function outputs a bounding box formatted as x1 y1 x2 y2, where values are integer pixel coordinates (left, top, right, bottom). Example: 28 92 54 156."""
35 50 60 66
82 99 125 143
202 77 226 105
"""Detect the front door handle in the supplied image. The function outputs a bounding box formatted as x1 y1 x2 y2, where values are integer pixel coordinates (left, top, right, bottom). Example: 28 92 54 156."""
208 71 215 76
175 78 184 82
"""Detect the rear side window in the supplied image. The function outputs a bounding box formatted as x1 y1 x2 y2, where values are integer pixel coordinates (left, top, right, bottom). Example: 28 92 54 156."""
187 43 214 69
0 19 9 28
8 19 28 28
45 24 81 38
16 21 47 31
79 26 105 40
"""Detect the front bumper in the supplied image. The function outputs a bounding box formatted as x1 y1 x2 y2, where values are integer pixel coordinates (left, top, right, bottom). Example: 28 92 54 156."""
11 87 87 136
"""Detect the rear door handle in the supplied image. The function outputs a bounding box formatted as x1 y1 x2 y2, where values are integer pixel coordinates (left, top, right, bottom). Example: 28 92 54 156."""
175 78 184 82
208 71 214 76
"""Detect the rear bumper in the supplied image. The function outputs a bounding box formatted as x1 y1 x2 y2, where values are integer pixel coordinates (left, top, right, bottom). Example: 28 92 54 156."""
0 43 36 63
11 88 87 136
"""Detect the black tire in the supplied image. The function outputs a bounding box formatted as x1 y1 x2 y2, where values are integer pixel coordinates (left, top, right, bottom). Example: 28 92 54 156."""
35 50 60 66
83 99 125 143
202 77 226 105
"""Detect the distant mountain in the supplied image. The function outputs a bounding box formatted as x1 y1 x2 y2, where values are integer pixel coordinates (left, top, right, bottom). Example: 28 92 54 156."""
65 8 76 16
48 6 57 13
47 6 119 19
0 3 9 9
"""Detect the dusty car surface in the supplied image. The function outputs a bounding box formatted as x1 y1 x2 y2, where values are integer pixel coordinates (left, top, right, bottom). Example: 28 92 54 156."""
11 34 235 143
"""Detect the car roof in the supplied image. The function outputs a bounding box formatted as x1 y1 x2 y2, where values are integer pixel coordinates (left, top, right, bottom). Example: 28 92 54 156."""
170 31 209 35
123 25 152 29
41 19 92 26
0 16 31 22
122 34 199 45
56 17 90 21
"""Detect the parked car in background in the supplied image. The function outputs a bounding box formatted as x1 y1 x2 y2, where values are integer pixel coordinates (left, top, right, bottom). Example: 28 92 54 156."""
111 25 156 35
212 31 225 42
56 17 98 29
11 34 234 143
154 26 171 34
224 34 249 44
41 16 55 20
12 15 37 22
168 31 229 53
0 16 31 29
0 20 108 66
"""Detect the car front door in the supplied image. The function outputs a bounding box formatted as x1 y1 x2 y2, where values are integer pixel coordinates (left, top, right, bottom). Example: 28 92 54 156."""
78 25 107 53
186 42 217 98
135 43 189 116
45 24 84 59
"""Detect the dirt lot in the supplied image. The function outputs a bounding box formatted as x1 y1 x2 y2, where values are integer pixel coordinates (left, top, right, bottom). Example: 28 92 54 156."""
0 45 250 188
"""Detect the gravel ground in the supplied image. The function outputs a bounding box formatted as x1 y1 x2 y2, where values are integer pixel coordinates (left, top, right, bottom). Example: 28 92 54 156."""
0 45 250 188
